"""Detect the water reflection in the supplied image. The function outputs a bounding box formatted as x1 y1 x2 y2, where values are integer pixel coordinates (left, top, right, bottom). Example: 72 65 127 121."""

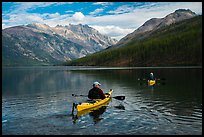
72 106 107 124
149 85 155 91
114 104 125 110
2 68 99 97
89 106 107 124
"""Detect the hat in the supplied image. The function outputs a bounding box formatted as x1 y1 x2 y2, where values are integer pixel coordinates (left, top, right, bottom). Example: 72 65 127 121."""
93 81 101 86
150 72 153 75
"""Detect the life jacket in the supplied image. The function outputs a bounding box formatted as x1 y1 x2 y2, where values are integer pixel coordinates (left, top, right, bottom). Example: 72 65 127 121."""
88 87 101 99
149 74 155 80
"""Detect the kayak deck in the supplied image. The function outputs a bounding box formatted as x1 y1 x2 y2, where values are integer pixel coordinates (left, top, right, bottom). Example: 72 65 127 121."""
148 80 156 86
76 90 113 112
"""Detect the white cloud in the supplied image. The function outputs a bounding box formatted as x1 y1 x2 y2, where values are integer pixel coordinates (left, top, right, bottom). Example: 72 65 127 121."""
65 10 74 13
2 24 6 29
91 25 134 40
89 8 104 15
42 14 71 27
108 5 135 14
3 13 44 28
86 13 144 30
10 2 57 13
72 12 85 22
47 12 60 18
92 2 112 6
11 2 73 12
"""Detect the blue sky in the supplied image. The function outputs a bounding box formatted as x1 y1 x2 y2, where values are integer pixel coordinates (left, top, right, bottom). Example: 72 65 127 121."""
2 2 202 40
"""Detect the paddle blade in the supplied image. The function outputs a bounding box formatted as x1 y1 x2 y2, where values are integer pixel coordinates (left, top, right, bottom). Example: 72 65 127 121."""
72 94 76 96
113 96 125 100
157 78 166 80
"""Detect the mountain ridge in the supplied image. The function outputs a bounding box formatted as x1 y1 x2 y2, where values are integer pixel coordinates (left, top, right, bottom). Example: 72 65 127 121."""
115 9 197 47
2 23 117 66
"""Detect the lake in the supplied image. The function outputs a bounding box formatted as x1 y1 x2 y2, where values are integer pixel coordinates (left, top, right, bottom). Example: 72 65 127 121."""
2 66 202 135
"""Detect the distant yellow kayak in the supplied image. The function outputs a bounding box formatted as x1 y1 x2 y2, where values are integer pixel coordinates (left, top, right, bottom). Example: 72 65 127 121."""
148 80 156 86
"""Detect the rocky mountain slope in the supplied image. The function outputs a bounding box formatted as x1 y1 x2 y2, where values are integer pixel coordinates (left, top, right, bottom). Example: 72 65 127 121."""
116 9 197 47
2 23 117 66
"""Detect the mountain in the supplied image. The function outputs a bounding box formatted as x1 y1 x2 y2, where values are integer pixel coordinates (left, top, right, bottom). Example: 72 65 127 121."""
116 9 197 47
2 23 117 66
66 15 202 67
26 23 117 51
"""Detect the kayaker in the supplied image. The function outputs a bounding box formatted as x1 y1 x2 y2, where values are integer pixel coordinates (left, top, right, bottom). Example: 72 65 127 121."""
149 72 155 80
88 82 106 99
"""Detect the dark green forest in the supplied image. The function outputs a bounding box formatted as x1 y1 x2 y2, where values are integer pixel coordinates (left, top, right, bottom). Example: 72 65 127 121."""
65 15 202 67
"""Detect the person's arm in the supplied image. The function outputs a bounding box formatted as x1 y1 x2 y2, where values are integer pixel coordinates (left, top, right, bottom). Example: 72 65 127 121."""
98 89 106 99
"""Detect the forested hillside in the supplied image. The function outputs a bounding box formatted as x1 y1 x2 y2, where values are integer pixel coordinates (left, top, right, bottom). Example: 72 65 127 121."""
66 15 202 67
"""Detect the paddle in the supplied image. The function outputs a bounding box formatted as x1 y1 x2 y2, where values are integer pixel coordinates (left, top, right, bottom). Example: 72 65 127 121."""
156 78 166 80
72 94 125 101
112 96 125 100
138 78 166 81
72 94 87 97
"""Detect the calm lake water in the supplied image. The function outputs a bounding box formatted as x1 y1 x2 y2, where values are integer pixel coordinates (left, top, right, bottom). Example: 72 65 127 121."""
2 66 202 135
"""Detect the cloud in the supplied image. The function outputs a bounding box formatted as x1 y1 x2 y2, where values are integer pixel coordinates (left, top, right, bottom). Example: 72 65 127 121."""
10 2 57 13
47 12 60 18
108 5 135 14
89 8 104 15
65 10 74 13
86 13 144 30
91 25 134 40
42 14 71 27
3 13 44 28
11 2 73 12
2 24 6 29
72 12 85 22
92 2 112 6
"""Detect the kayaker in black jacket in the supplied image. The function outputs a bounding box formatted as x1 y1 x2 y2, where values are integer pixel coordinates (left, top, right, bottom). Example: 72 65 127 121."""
88 82 106 99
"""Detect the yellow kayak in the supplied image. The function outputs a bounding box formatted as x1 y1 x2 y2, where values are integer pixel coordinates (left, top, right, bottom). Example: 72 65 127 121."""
148 80 156 86
76 99 110 117
76 89 113 113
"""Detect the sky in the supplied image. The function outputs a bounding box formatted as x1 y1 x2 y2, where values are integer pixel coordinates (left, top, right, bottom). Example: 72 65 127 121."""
2 2 202 40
